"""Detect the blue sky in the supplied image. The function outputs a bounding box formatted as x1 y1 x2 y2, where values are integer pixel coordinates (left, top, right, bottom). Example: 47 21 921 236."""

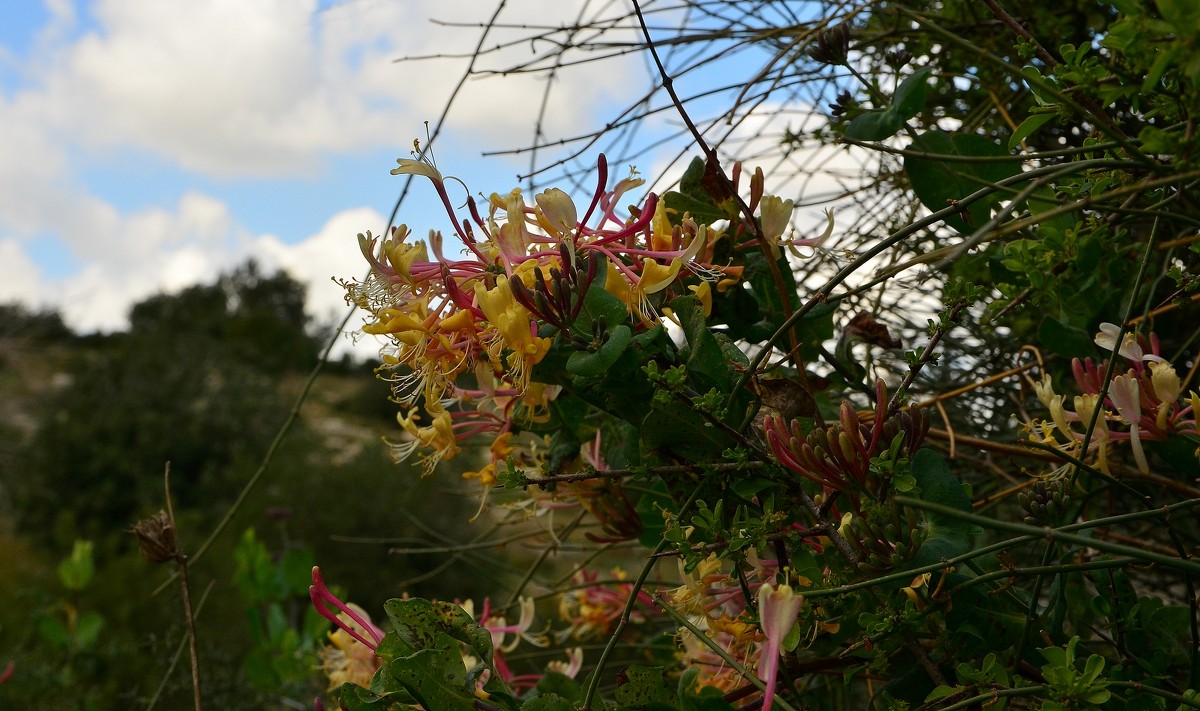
0 1 647 348
0 0 846 356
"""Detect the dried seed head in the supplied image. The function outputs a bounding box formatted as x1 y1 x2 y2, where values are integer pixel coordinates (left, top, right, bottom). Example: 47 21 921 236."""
808 24 851 66
885 49 912 70
131 510 178 564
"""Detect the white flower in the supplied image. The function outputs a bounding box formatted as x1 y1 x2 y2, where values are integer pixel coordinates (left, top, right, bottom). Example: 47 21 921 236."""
1094 323 1164 363
1109 374 1149 473
391 157 443 181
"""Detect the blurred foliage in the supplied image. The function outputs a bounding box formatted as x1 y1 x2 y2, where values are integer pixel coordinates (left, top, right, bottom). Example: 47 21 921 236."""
16 261 316 547
0 262 493 709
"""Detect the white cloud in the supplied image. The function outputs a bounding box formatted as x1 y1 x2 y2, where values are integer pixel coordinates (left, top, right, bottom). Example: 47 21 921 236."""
251 205 398 359
62 0 335 175
49 191 253 332
0 0 647 345
253 205 385 325
22 0 638 178
0 240 44 306
24 194 383 341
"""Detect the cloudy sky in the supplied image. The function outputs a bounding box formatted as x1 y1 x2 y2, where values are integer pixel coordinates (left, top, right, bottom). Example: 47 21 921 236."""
1 0 852 360
0 0 665 352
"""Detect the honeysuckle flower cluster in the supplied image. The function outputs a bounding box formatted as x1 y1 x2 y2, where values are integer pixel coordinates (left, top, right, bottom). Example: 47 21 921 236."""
558 567 656 640
1028 322 1199 475
310 567 580 697
460 596 583 693
669 555 761 692
763 379 929 515
666 553 838 697
343 151 772 486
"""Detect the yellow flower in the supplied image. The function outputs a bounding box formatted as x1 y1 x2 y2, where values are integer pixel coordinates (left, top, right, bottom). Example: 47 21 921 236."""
1149 361 1182 403
625 229 708 323
362 305 428 337
393 402 460 472
759 195 794 253
490 188 534 260
1047 393 1073 440
463 432 515 488
380 229 429 284
1075 393 1112 472
688 281 713 317
319 603 381 690
1033 374 1058 409
650 198 676 251
604 261 633 306
535 188 578 237
475 277 551 361
638 257 681 295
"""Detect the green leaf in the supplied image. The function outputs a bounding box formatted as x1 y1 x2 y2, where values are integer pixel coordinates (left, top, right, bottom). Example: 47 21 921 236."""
337 682 415 711
1038 315 1094 359
567 324 632 377
677 667 736 711
242 648 278 690
1020 66 1060 106
536 671 583 703
375 599 499 711
893 67 933 120
58 539 95 592
635 479 674 548
945 575 1029 656
910 448 975 566
663 157 736 225
384 601 492 670
844 109 904 141
925 685 961 702
615 666 676 709
280 548 317 596
665 192 733 227
233 529 281 604
574 276 629 335
37 615 71 647
1158 0 1200 34
904 131 1023 235
383 598 494 664
1142 432 1200 478
1145 604 1193 664
671 295 735 391
640 401 736 460
1008 112 1056 149
265 602 289 644
1139 125 1182 156
730 476 775 500
790 299 838 362
386 649 477 711
842 69 929 142
1142 48 1178 94
522 694 575 711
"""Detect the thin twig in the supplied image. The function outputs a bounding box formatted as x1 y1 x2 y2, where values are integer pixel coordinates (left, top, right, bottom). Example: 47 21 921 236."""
979 0 1058 69
145 580 216 711
163 466 202 711
513 460 765 487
